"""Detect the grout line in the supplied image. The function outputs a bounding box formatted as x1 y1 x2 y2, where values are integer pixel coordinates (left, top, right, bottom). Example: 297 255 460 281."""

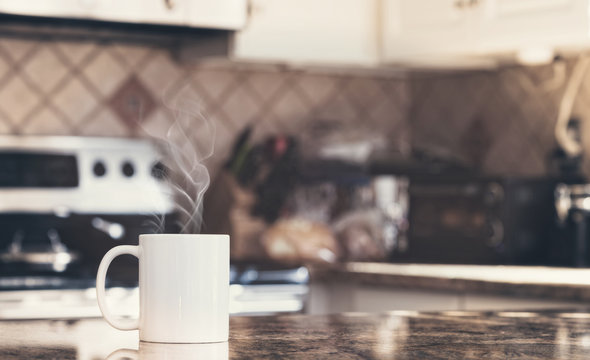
272 70 314 134
191 69 243 132
2 39 52 132
249 69 299 133
238 70 281 130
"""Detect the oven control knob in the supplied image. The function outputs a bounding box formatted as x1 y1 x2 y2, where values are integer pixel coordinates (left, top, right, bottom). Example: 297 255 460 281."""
151 161 168 180
122 161 135 177
93 160 107 177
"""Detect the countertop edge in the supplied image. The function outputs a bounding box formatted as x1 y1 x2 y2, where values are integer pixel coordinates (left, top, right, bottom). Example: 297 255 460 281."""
310 263 590 302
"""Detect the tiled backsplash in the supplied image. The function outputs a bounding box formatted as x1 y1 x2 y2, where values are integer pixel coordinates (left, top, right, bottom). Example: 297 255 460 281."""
0 35 409 173
1 34 589 178
410 60 590 177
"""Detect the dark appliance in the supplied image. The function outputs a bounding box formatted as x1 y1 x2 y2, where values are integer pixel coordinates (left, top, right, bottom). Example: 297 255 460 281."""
393 176 557 265
554 183 590 267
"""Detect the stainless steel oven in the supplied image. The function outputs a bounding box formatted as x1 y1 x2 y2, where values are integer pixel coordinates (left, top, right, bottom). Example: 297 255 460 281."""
0 135 308 319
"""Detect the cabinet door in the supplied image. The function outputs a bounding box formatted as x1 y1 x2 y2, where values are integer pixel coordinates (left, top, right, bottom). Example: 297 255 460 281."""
232 0 379 66
186 0 247 30
0 0 93 19
0 0 246 29
382 0 476 61
478 0 589 54
90 0 185 25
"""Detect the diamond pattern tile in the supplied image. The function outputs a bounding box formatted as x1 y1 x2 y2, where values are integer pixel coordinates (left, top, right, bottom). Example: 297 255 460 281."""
296 74 338 107
482 123 530 175
1 34 587 178
383 78 410 105
166 84 206 113
21 108 70 135
80 108 130 137
0 38 37 62
82 50 127 97
55 40 97 66
52 77 99 125
111 43 152 69
475 94 514 145
253 114 283 141
367 90 408 136
345 77 385 110
270 88 310 133
208 113 235 164
458 118 492 166
137 51 183 97
221 83 261 129
21 45 69 93
245 71 287 102
410 63 564 176
192 69 238 100
0 76 41 124
315 88 360 124
0 55 11 82
109 76 156 128
140 108 174 138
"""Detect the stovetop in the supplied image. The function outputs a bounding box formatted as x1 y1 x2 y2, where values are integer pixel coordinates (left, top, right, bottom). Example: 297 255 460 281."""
0 265 309 291
0 266 310 320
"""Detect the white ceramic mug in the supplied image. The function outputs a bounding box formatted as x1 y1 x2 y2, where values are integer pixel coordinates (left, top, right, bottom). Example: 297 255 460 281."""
96 234 230 343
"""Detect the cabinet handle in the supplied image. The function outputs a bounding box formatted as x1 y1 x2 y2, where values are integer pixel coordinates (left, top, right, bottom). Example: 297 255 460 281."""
455 0 479 9
164 0 175 10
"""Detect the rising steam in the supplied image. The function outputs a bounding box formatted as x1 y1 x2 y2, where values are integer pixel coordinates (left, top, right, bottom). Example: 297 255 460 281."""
148 86 215 234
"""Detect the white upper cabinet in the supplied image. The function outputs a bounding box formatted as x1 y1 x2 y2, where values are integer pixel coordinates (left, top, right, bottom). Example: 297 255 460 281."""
0 1 92 19
382 0 590 67
477 0 588 54
236 0 590 68
2 0 590 67
186 0 247 30
232 0 380 66
382 0 475 60
91 0 186 25
0 0 247 30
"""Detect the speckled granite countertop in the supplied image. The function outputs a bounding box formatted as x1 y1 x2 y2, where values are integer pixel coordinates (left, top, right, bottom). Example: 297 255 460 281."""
4 310 590 359
311 262 590 302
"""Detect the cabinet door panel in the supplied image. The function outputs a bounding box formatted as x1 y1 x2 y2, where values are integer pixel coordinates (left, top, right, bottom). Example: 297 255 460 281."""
90 0 185 25
0 1 92 18
478 0 589 53
0 0 246 29
186 0 247 30
382 0 475 60
233 0 379 65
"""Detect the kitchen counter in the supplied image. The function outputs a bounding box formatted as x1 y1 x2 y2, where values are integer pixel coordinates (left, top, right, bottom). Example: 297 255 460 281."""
4 309 590 359
311 262 590 302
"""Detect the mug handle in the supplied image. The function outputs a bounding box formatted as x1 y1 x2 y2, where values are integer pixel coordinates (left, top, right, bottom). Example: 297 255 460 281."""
96 245 140 331
105 348 138 360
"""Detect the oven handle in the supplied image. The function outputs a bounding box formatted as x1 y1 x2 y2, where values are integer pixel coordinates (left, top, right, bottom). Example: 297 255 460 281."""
92 217 125 240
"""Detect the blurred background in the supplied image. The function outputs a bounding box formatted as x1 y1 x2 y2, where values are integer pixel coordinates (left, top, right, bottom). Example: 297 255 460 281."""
3 0 590 327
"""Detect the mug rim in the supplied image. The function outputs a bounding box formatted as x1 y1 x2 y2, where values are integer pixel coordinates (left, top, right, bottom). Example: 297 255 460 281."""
139 234 229 240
